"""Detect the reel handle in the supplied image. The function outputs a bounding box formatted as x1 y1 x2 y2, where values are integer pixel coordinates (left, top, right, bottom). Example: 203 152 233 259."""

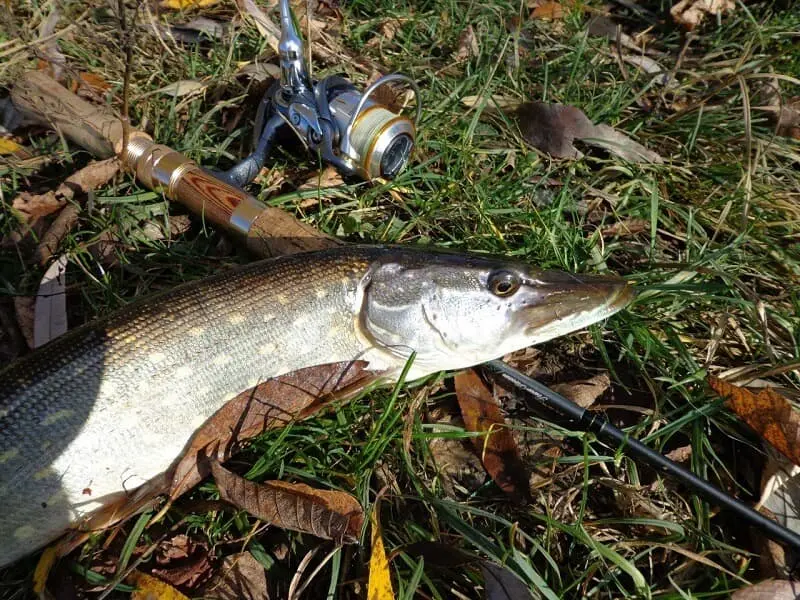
10 71 339 256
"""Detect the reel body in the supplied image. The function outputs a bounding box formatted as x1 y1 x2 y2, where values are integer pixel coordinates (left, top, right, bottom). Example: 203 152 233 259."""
218 0 420 188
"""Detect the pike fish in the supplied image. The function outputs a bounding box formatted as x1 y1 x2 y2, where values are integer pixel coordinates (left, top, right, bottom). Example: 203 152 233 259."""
0 245 634 566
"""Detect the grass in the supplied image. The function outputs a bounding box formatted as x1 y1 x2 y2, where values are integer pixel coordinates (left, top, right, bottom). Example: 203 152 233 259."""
1 0 799 597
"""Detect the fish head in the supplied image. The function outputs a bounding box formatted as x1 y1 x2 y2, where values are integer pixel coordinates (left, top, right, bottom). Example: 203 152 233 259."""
357 250 635 374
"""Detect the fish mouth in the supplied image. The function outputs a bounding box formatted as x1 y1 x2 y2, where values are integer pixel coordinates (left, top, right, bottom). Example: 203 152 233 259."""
520 271 635 339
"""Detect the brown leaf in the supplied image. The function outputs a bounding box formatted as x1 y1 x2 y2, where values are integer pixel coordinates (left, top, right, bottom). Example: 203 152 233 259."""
550 373 610 409
730 579 800 600
77 72 112 96
600 218 650 238
170 360 380 499
664 445 692 463
365 19 401 48
454 369 530 499
670 0 735 30
11 158 120 224
211 461 364 544
515 102 663 163
531 2 564 20
708 376 800 467
455 25 479 61
235 0 280 52
151 534 213 590
201 552 269 600
297 166 345 192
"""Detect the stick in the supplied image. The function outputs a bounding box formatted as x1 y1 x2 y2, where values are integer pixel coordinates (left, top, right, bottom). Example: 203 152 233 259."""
10 71 341 256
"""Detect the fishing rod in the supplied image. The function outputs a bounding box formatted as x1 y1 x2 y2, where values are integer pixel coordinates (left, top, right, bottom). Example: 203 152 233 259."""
10 0 800 557
485 360 800 553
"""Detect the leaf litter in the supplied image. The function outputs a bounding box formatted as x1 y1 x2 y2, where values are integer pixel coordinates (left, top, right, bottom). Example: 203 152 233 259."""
708 376 800 468
211 460 365 544
514 101 664 163
200 552 269 600
454 369 530 500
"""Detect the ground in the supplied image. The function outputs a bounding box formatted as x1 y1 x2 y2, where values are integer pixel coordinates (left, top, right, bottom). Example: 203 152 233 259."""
0 0 799 598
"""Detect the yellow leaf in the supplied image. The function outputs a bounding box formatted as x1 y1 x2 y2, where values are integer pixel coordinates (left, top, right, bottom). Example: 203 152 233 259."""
160 0 220 9
368 508 394 600
0 138 23 155
32 546 58 594
129 572 190 600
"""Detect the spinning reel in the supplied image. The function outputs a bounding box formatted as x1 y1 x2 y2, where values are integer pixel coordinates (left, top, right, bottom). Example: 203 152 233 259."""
218 0 421 188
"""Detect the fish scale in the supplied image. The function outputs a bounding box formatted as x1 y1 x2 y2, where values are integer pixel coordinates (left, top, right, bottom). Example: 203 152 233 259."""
0 245 632 567
0 249 375 567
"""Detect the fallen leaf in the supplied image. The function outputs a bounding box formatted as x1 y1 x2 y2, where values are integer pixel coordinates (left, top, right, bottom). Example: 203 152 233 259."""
160 0 221 9
170 360 380 499
455 25 479 61
129 571 190 600
482 562 535 600
454 369 530 499
664 445 692 463
670 0 735 30
586 16 648 53
151 534 213 589
235 0 281 53
550 373 610 408
211 461 364 544
532 2 564 20
0 137 23 155
11 158 120 224
708 376 800 467
236 62 282 82
297 166 345 192
400 543 534 599
34 255 68 348
168 17 229 43
77 72 112 95
368 508 394 600
730 578 800 599
600 218 650 238
365 19 401 48
201 552 269 600
515 101 663 164
153 80 208 98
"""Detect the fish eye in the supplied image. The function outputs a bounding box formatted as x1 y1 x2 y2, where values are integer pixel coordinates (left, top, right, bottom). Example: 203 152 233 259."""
488 271 521 297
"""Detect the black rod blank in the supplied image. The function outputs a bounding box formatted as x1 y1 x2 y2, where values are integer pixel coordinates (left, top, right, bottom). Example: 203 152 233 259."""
484 359 800 553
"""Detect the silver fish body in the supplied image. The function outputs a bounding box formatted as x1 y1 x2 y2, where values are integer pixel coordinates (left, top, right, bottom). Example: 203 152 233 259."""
0 245 633 566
